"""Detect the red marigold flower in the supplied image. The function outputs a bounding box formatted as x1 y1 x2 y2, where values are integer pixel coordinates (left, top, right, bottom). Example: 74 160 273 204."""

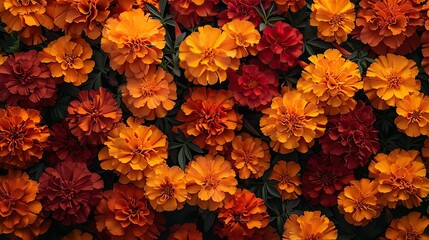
228 62 279 110
66 87 122 146
319 101 380 169
218 0 262 27
0 50 56 108
256 21 303 71
169 0 218 27
302 153 355 207
37 162 104 225
217 189 269 239
168 223 203 240
274 0 306 13
0 106 50 169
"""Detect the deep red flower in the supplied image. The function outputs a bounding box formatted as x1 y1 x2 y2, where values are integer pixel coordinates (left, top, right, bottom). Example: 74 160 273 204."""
0 50 56 108
301 153 354 207
218 0 262 27
37 162 104 225
256 21 303 70
319 101 380 169
169 0 219 27
227 61 279 110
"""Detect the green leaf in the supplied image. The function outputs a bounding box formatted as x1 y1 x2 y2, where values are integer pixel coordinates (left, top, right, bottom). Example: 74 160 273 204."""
169 142 183 150
145 3 162 19
266 184 281 198
187 142 204 154
203 211 217 233
183 145 192 160
48 96 70 122
178 147 187 170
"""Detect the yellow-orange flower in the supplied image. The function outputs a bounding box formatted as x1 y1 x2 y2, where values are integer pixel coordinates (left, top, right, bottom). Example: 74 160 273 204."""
229 133 270 179
121 66 177 121
101 9 165 77
145 164 188 212
61 229 93 240
0 171 42 238
99 117 168 187
385 212 429 240
260 88 327 154
337 178 383 226
395 93 429 137
0 0 53 32
297 49 362 115
310 0 355 44
176 87 242 152
39 35 95 86
363 54 420 110
222 20 261 58
185 154 238 211
369 149 429 209
283 211 338 240
0 106 49 169
0 54 6 65
179 25 240 85
269 160 302 200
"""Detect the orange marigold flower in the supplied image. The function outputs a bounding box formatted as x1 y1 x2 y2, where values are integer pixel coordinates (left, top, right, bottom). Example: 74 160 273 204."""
369 149 429 209
217 189 269 239
297 49 362 115
274 0 306 13
363 54 420 110
95 183 161 240
269 160 302 200
176 87 242 152
310 0 355 44
49 0 112 39
12 216 50 240
121 66 177 121
185 154 238 211
19 26 47 46
0 54 6 65
0 106 49 169
145 164 188 212
252 226 280 240
168 223 203 240
337 178 383 226
114 0 160 13
39 35 95 86
229 133 270 179
395 93 429 137
62 230 93 240
222 20 261 58
99 117 168 187
101 9 165 77
0 171 42 238
260 88 327 154
356 0 423 55
385 212 429 240
179 25 240 85
67 87 122 146
283 211 338 240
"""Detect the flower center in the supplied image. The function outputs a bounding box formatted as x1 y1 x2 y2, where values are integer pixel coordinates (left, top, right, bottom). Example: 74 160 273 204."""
405 228 419 240
64 54 76 67
304 236 320 240
353 198 369 211
235 33 247 46
201 48 215 64
203 173 219 189
407 110 421 123
316 171 337 186
387 74 403 89
278 112 304 132
161 183 175 200
60 180 77 200
389 175 416 194
329 14 344 26
281 174 291 184
243 152 253 164
126 38 150 52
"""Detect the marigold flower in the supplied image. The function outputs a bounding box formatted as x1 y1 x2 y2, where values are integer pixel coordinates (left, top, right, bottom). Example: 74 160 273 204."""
228 133 270 179
274 0 306 13
12 215 50 240
302 153 354 207
0 171 42 237
101 9 165 77
297 49 362 115
227 62 279 110
260 88 327 154
337 178 383 226
356 0 423 54
269 160 302 200
310 0 355 44
0 106 49 169
168 223 203 240
176 87 242 152
169 0 218 27
218 0 262 27
395 93 429 137
385 212 429 240
319 100 379 169
185 154 238 211
252 226 280 240
114 0 160 13
369 149 429 209
363 54 420 110
99 117 168 187
179 25 239 85
256 21 303 71
283 211 338 240
421 31 429 76
18 26 47 46
222 20 260 58
66 88 122 146
121 66 177 121
95 183 160 240
423 138 429 170
62 229 94 240
0 50 56 108
217 189 269 239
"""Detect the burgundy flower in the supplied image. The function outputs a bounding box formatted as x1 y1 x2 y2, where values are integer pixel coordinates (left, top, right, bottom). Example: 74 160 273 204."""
319 101 380 169
227 61 279 110
218 0 262 27
0 50 57 108
37 162 104 225
301 153 354 207
256 21 303 70
169 0 219 27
